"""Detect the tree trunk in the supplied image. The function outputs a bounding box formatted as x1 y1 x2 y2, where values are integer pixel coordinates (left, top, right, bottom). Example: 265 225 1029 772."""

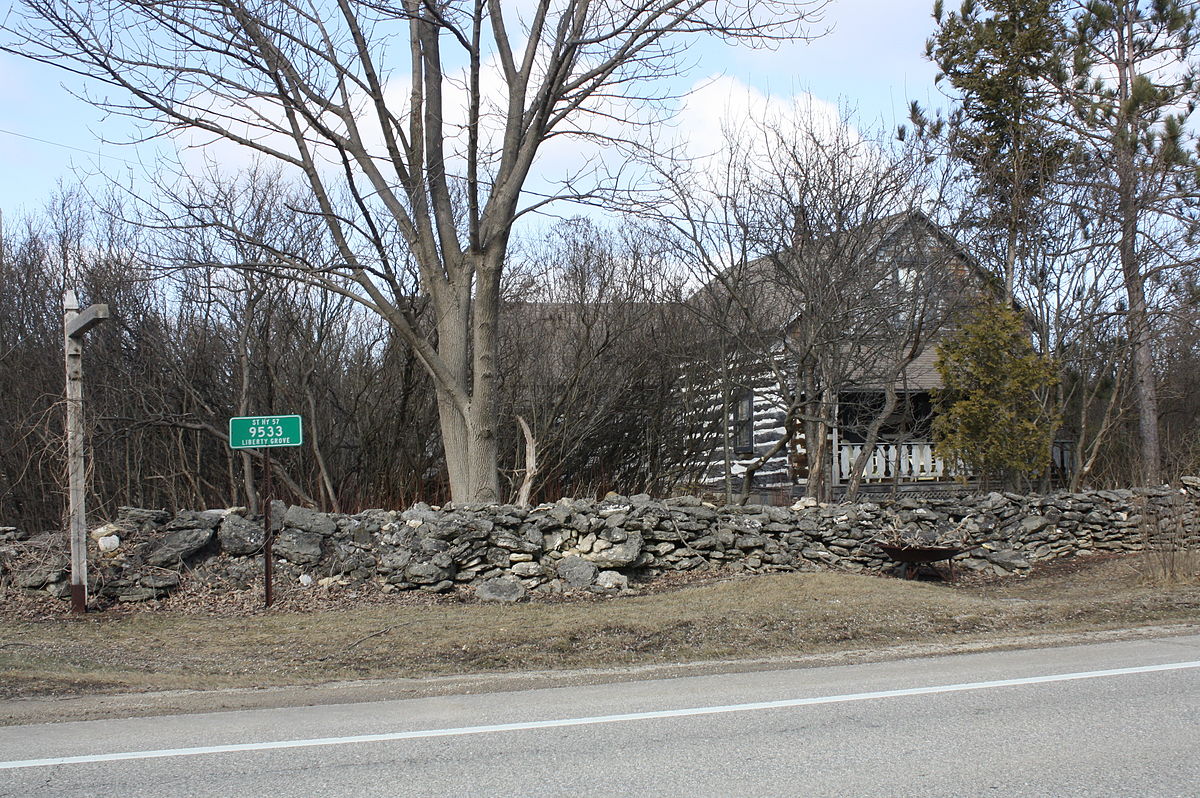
801 365 823 500
720 337 734 505
515 415 537 507
1070 366 1124 491
434 253 501 504
1117 159 1160 485
466 398 500 502
468 249 502 502
844 385 899 501
304 377 341 513
801 374 830 499
1114 9 1161 486
1123 261 1162 485
435 384 499 502
736 416 795 505
1003 218 1018 305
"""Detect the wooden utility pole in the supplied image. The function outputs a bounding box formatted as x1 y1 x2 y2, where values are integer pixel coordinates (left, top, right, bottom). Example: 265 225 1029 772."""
64 290 110 614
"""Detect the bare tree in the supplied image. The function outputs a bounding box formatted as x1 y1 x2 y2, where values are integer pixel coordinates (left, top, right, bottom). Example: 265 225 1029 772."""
1051 0 1200 485
6 0 823 502
0 187 450 529
649 112 975 502
498 218 697 500
1158 269 1200 480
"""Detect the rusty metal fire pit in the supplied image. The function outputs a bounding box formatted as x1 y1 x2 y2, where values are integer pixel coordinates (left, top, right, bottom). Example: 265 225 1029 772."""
877 543 967 581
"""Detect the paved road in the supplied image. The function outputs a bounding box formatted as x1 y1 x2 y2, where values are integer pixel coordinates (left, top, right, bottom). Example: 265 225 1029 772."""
2 634 1198 797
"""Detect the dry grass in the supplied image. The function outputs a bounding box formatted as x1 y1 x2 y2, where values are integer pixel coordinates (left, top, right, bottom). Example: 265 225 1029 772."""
1131 500 1200 586
1135 547 1200 586
2 552 1199 700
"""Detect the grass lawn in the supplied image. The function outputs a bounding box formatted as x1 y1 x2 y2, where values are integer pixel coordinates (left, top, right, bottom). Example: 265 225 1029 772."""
2 552 1198 705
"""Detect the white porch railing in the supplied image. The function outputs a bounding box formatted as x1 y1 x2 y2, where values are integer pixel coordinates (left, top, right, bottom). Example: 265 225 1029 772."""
836 441 948 483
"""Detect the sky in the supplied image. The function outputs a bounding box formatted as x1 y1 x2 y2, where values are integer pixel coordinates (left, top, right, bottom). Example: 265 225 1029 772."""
0 0 947 219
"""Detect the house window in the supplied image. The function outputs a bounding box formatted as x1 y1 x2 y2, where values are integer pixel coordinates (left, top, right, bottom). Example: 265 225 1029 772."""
733 390 754 454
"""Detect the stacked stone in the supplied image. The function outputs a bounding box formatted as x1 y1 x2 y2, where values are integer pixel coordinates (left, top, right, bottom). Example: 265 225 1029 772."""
3 480 1198 603
0 523 68 597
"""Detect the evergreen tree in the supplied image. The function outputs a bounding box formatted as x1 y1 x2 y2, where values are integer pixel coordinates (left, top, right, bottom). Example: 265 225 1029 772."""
927 0 1069 301
933 304 1059 488
930 0 1200 486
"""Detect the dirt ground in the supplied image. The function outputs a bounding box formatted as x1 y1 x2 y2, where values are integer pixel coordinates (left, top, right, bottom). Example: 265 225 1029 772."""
2 551 1198 725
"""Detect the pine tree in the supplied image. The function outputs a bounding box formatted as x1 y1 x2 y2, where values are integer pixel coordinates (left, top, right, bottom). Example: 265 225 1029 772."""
927 0 1069 301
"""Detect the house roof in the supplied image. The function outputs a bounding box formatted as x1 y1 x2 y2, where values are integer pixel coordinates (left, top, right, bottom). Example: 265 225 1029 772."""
848 344 943 392
690 210 994 329
898 345 943 391
687 210 992 392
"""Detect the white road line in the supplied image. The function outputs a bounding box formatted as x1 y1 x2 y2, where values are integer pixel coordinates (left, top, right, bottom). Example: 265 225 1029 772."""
2 659 1197 771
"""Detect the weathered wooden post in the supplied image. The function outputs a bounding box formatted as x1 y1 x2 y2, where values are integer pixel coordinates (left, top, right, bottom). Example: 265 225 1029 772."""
63 289 110 614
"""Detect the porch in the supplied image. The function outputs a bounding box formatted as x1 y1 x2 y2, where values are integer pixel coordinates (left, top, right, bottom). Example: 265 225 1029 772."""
835 440 950 484
831 439 1075 492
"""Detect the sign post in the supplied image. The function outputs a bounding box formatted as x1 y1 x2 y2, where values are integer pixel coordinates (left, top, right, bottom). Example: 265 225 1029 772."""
64 290 110 614
228 415 303 607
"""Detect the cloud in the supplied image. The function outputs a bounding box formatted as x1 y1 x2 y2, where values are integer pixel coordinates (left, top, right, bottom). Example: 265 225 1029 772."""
671 74 847 164
515 74 855 225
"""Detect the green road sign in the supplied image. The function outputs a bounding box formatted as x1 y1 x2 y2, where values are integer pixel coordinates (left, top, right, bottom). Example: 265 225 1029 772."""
228 415 304 449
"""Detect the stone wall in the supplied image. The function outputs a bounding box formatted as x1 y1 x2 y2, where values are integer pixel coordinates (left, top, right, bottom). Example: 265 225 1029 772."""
3 479 1198 604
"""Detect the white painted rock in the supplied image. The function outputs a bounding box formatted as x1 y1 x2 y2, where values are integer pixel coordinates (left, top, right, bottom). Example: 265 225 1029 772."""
90 523 121 541
595 570 629 590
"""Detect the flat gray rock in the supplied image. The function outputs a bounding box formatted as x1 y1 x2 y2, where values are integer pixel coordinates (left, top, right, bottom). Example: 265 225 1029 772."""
163 510 223 532
986 549 1031 571
139 571 181 590
283 505 338 536
1019 515 1052 533
273 528 323 564
556 555 597 588
586 531 643 568
404 560 452 584
511 561 543 577
218 514 263 556
147 527 215 567
117 507 171 526
116 587 161 602
476 577 526 602
14 566 66 589
595 570 629 590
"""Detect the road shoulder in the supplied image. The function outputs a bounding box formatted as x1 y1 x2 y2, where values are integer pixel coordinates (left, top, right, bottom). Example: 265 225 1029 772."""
4 621 1196 726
